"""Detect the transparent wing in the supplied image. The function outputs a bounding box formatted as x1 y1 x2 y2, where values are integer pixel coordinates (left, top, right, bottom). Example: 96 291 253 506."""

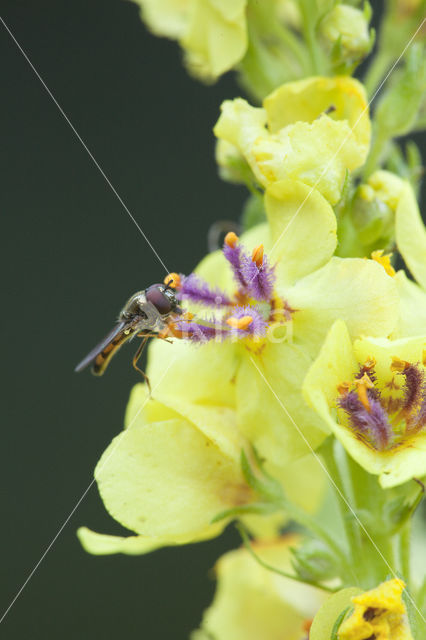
75 320 136 375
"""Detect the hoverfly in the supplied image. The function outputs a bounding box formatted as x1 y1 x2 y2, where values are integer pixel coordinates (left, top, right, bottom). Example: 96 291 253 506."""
75 282 183 384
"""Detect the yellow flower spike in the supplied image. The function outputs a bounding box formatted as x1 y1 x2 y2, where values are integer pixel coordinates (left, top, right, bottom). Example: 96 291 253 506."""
192 535 327 640
371 250 396 277
133 0 248 80
304 321 426 487
337 579 414 640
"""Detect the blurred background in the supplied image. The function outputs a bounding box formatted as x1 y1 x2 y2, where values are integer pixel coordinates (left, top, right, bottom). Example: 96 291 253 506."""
0 1 245 638
0 1 424 639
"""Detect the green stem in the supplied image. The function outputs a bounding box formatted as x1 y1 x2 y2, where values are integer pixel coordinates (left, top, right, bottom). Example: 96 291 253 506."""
346 450 397 585
299 0 324 74
362 125 389 178
399 521 411 589
320 439 362 567
278 495 348 570
363 50 395 97
236 523 341 593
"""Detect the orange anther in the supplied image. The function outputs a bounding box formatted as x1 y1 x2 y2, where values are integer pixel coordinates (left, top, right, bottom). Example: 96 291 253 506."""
355 373 374 412
364 356 376 370
337 381 351 395
226 315 253 330
225 231 238 248
182 311 194 321
251 244 264 267
164 272 181 289
390 356 410 373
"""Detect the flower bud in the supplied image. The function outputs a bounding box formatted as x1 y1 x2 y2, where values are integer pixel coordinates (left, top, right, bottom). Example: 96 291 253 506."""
291 539 341 582
320 4 372 61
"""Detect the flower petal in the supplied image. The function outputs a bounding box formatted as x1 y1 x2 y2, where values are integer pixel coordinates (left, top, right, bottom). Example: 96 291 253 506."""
183 0 248 78
194 535 326 640
304 323 426 488
287 257 399 355
265 179 337 285
263 76 370 161
309 587 363 640
132 0 189 39
77 525 218 556
236 341 330 466
394 270 426 338
395 182 426 290
303 319 358 432
254 116 362 204
95 416 251 537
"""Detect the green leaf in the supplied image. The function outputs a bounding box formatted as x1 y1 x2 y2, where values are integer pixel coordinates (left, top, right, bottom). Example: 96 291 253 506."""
374 43 426 140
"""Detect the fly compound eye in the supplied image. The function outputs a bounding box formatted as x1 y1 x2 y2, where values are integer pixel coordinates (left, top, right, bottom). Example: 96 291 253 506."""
145 284 173 315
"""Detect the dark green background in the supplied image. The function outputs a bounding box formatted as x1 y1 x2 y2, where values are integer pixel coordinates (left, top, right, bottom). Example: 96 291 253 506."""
0 1 424 639
0 1 245 638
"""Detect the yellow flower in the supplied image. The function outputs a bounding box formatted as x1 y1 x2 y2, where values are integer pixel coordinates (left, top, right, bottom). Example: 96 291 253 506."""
78 385 254 554
80 182 400 554
79 383 327 554
395 177 426 292
337 579 414 640
304 319 426 488
132 0 248 79
361 173 426 339
214 76 371 204
192 535 327 640
149 181 398 468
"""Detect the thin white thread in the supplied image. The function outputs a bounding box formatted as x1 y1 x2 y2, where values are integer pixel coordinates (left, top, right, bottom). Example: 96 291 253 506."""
0 16 169 274
269 17 426 258
0 356 177 625
249 355 426 625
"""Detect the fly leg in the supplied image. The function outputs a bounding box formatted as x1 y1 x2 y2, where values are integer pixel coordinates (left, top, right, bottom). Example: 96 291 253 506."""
132 334 154 394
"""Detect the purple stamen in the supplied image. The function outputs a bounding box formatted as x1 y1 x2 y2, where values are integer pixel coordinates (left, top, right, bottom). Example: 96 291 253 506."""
409 380 426 432
223 241 248 291
179 273 232 307
174 320 226 343
223 241 276 301
174 305 267 343
225 305 268 338
400 364 424 415
240 252 275 301
338 391 393 451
